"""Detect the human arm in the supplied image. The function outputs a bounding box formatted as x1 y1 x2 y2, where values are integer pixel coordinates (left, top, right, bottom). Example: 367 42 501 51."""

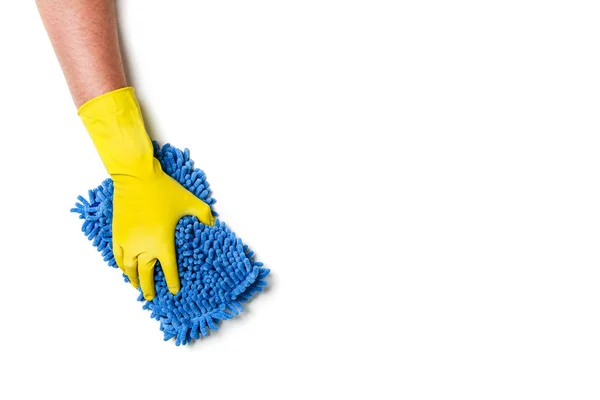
36 0 127 107
36 0 215 300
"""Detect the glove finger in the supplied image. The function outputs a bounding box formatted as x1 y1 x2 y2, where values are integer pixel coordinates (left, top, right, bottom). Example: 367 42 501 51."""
187 196 215 226
113 242 124 272
158 245 181 295
123 252 139 288
138 253 157 301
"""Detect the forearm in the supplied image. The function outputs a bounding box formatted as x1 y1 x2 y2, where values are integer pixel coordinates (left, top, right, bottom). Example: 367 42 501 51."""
36 0 127 108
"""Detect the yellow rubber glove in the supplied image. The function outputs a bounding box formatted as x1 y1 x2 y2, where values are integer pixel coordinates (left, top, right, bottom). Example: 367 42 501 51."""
78 87 215 300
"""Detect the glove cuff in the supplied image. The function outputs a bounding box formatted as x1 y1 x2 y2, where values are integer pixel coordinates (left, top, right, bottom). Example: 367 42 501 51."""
78 87 155 178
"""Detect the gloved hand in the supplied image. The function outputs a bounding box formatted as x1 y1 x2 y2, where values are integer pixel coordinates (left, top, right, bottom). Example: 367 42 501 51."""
78 87 214 300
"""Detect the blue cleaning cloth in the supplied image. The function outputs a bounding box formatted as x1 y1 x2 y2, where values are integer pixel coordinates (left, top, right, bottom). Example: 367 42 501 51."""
71 142 269 346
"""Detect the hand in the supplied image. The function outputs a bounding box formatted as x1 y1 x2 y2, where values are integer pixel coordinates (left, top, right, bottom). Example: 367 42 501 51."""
112 158 214 300
79 87 214 300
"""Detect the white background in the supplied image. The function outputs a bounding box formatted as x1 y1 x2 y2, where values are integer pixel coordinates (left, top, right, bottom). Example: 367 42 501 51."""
0 1 599 399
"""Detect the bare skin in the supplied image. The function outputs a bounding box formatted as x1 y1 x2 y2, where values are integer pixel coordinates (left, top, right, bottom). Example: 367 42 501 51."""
36 0 127 108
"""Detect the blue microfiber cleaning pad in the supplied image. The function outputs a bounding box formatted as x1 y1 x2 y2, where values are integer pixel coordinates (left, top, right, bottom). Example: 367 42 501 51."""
71 142 269 346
